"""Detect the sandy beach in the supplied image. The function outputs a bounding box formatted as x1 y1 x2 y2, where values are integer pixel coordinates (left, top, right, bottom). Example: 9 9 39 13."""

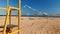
0 16 60 34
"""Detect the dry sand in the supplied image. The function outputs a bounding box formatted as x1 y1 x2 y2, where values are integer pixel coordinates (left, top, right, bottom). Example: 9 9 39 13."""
0 16 60 34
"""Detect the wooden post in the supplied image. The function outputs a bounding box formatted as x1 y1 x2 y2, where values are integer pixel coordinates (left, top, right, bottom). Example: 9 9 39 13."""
18 0 21 34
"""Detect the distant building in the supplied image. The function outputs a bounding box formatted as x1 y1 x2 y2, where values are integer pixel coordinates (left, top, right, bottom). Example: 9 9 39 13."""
56 14 60 16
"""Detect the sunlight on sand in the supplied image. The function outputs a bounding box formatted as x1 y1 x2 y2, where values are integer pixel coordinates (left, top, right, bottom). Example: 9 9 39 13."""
0 16 60 34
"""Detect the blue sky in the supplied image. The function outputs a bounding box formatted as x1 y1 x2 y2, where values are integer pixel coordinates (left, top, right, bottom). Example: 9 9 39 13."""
0 0 60 15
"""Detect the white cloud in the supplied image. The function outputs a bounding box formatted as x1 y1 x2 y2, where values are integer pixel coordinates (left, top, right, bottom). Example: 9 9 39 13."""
43 12 48 15
24 5 27 8
24 5 37 11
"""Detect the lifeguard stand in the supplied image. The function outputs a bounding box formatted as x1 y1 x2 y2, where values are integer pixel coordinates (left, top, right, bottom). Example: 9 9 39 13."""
0 0 21 34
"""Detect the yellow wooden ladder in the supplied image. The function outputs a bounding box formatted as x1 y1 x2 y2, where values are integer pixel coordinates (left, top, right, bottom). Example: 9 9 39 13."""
0 0 21 34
